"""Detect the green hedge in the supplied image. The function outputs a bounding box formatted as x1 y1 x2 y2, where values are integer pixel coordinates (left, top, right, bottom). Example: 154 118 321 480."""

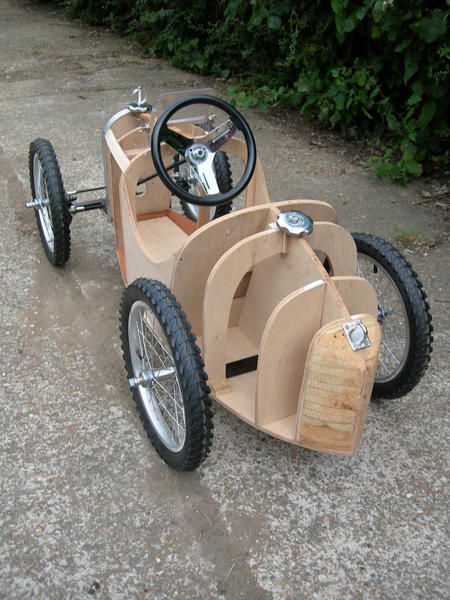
41 0 449 182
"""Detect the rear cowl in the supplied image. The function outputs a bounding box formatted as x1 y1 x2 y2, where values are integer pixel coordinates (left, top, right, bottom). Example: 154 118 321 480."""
297 314 381 455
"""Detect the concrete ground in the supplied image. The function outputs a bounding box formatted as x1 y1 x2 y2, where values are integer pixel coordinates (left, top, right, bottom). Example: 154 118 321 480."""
0 1 448 598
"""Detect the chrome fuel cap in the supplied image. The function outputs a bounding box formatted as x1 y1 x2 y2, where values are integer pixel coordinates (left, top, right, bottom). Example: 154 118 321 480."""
276 210 313 237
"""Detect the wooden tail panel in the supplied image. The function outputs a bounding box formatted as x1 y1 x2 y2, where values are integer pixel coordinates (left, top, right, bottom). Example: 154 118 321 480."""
297 314 381 455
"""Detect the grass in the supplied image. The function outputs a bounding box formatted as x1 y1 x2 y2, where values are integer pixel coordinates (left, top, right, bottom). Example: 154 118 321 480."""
394 228 436 250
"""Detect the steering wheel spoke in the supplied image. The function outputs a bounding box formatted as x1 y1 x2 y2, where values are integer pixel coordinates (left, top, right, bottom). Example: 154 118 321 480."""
195 118 237 153
160 125 191 155
191 153 220 195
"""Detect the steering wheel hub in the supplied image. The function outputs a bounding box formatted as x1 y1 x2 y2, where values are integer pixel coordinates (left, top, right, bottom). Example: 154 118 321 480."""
186 143 209 165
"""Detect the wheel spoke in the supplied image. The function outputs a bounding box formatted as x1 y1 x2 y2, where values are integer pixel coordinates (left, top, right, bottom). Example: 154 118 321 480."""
358 253 410 384
381 340 400 365
129 301 186 451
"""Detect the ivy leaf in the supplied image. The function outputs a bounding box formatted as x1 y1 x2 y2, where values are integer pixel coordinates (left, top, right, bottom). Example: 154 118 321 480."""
411 9 447 43
407 93 421 106
353 70 367 86
404 54 418 84
404 156 422 177
387 114 400 133
418 100 437 128
343 16 356 33
407 81 424 106
395 38 412 53
267 15 282 30
296 78 310 93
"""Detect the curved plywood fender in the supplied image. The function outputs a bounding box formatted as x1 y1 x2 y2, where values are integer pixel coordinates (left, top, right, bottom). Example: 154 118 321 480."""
203 229 284 382
331 276 378 317
271 200 338 224
255 281 328 426
307 222 357 276
171 205 272 333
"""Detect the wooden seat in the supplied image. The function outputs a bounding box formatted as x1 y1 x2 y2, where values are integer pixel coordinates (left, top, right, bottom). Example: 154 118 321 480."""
136 215 189 262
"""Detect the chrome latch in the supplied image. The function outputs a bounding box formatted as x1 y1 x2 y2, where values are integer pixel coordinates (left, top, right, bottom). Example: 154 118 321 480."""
343 320 371 351
276 210 313 237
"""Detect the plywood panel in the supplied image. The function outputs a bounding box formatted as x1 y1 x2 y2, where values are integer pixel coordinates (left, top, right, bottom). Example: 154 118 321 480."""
104 129 130 173
271 200 338 224
331 276 378 317
124 148 172 215
203 229 284 382
238 238 325 345
136 216 188 262
255 281 326 426
213 371 257 423
306 222 357 276
171 205 271 333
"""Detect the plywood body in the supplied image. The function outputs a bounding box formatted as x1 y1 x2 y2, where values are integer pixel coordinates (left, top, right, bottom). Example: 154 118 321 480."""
102 106 381 455
297 314 380 454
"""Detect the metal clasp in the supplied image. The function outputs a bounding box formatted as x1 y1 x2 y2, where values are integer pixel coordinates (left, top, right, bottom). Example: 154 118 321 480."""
343 320 371 351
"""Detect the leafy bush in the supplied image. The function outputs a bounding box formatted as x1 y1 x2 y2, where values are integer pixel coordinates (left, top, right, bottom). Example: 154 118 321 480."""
41 0 449 182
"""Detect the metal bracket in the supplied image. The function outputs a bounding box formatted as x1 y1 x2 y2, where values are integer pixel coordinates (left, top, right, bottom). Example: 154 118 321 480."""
343 320 371 351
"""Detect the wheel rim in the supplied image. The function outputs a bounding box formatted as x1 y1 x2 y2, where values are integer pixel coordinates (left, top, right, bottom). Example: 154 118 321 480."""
33 154 54 252
128 301 186 452
357 254 410 383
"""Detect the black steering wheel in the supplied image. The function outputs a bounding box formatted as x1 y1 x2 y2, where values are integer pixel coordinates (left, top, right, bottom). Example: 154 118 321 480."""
151 95 257 207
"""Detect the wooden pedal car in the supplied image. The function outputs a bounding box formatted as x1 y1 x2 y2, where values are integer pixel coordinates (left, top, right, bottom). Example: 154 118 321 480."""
27 89 433 470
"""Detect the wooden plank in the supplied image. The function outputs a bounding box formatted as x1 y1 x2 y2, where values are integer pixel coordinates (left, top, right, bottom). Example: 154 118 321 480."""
330 276 378 317
220 137 270 207
213 371 257 422
124 148 172 214
136 209 169 221
137 209 197 235
196 206 211 228
136 217 188 262
104 129 130 172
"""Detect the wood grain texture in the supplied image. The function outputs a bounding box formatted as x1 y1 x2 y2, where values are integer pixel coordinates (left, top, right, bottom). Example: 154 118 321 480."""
238 237 326 345
296 314 381 455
